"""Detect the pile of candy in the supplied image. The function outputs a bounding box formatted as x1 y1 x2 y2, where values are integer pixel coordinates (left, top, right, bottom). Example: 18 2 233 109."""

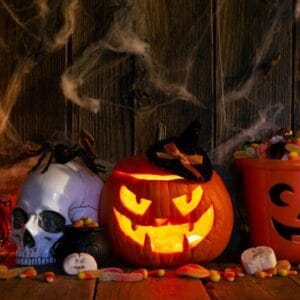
77 267 165 281
72 216 99 228
0 260 298 283
240 246 298 280
175 264 244 282
77 261 298 282
0 265 54 283
234 128 300 160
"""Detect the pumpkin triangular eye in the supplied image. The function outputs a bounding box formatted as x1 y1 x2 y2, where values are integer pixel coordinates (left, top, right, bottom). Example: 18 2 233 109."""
120 185 151 215
172 186 203 216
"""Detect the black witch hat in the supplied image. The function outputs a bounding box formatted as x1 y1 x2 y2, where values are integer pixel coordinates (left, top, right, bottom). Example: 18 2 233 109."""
147 120 213 182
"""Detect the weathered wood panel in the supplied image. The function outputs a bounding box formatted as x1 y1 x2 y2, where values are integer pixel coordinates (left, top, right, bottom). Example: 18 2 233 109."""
295 1 300 131
11 52 67 142
70 0 135 163
96 274 210 300
213 0 294 260
215 0 294 163
1 262 300 300
0 0 298 265
254 275 300 300
133 0 214 155
0 1 68 149
205 275 300 300
0 274 96 300
0 0 296 161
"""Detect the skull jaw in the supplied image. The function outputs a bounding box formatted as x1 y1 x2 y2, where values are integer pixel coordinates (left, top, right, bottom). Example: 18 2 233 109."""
16 255 56 265
13 162 103 266
16 246 56 265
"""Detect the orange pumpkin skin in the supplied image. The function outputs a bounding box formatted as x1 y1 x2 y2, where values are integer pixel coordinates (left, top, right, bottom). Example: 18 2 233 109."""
100 156 233 267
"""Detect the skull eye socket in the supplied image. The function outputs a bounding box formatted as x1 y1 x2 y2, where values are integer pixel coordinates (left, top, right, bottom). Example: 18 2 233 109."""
39 211 65 233
13 208 28 229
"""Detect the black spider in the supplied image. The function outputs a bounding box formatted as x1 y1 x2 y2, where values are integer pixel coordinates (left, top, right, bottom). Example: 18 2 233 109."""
27 142 105 174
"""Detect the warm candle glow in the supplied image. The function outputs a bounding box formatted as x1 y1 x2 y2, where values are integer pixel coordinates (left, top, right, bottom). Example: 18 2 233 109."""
113 205 214 253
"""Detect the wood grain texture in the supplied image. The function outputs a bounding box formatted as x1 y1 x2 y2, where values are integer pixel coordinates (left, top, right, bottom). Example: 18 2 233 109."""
70 0 135 163
294 2 300 131
0 1 67 146
204 265 300 300
205 277 274 300
133 0 214 156
254 275 300 300
0 260 300 300
11 52 67 142
215 0 293 162
96 274 210 300
214 0 294 262
0 0 299 272
0 273 96 300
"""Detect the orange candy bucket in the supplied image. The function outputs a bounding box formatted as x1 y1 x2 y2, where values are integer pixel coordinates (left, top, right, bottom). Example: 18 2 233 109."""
236 158 300 262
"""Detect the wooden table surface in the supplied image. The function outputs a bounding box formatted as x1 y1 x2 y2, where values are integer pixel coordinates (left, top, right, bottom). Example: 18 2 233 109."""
1 249 300 300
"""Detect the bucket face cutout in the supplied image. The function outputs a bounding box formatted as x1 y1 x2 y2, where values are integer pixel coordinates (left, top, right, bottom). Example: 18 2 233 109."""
236 159 300 263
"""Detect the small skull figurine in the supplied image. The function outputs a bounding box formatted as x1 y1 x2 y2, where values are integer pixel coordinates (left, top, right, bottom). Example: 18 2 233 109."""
11 161 103 265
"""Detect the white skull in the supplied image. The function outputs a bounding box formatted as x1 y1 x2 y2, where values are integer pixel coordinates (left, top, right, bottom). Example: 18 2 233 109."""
11 161 103 265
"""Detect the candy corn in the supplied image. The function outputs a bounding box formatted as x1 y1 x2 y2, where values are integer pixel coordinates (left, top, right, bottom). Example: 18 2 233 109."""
287 270 298 276
277 268 298 276
134 268 148 279
176 264 210 279
209 270 221 282
77 267 123 280
72 216 98 228
78 271 94 280
72 219 84 228
44 272 55 283
223 270 235 282
0 267 36 280
148 269 165 277
264 267 277 276
288 151 299 160
19 268 37 279
277 268 289 277
276 260 291 270
134 268 166 279
224 267 244 278
255 271 272 278
83 217 93 226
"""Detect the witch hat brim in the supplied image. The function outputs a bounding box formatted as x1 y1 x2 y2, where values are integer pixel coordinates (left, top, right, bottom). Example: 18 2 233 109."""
147 121 213 182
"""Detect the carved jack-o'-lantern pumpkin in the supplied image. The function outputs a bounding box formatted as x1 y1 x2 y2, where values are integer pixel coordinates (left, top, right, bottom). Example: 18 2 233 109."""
237 158 300 263
100 156 233 267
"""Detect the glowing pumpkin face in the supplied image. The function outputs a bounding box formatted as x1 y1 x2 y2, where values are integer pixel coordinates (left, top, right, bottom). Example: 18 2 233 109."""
100 156 233 267
236 158 300 263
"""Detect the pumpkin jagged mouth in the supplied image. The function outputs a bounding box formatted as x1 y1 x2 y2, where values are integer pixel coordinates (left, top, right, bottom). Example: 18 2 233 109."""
272 218 300 243
113 206 214 254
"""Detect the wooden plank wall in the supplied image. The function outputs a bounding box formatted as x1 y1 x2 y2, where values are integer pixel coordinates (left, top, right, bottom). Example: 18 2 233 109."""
0 0 298 256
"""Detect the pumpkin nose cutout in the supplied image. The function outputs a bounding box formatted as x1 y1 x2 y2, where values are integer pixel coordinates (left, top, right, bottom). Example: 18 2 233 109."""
297 214 300 220
154 218 168 226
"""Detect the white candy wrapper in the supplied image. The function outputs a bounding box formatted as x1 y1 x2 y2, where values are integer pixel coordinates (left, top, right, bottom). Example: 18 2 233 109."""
241 246 277 275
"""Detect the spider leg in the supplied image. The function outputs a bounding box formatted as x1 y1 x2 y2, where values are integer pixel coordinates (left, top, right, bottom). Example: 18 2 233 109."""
29 150 48 173
54 144 81 164
26 142 51 157
94 163 106 173
42 151 54 173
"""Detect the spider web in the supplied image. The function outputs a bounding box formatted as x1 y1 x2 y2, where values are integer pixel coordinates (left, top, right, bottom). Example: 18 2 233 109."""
0 0 298 192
